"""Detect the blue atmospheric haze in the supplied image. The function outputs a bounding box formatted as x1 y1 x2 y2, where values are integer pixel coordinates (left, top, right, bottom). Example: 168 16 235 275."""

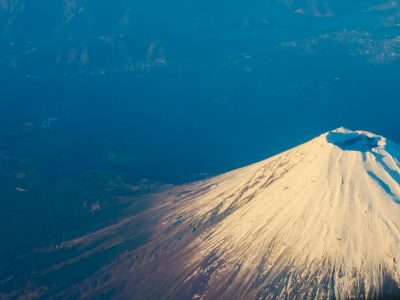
0 1 399 288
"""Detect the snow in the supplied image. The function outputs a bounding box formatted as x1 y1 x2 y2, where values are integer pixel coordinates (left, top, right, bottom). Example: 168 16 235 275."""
97 128 400 299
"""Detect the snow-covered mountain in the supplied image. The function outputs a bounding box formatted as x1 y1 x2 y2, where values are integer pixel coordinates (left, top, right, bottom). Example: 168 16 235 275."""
6 128 400 299
37 127 398 300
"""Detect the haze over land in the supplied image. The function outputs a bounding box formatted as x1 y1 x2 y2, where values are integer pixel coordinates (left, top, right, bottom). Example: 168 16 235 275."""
1 1 400 299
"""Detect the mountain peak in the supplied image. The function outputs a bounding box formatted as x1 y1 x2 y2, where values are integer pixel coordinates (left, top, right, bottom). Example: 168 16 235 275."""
331 126 352 133
325 127 385 151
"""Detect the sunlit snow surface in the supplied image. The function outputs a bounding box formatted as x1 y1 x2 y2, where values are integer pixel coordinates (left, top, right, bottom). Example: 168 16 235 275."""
24 128 400 299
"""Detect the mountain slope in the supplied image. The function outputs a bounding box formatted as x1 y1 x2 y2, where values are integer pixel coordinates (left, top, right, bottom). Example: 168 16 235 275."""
8 128 400 299
119 127 400 299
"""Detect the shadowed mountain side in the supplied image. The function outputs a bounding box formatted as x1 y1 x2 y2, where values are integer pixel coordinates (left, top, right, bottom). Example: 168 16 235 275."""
326 127 382 151
327 128 400 203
